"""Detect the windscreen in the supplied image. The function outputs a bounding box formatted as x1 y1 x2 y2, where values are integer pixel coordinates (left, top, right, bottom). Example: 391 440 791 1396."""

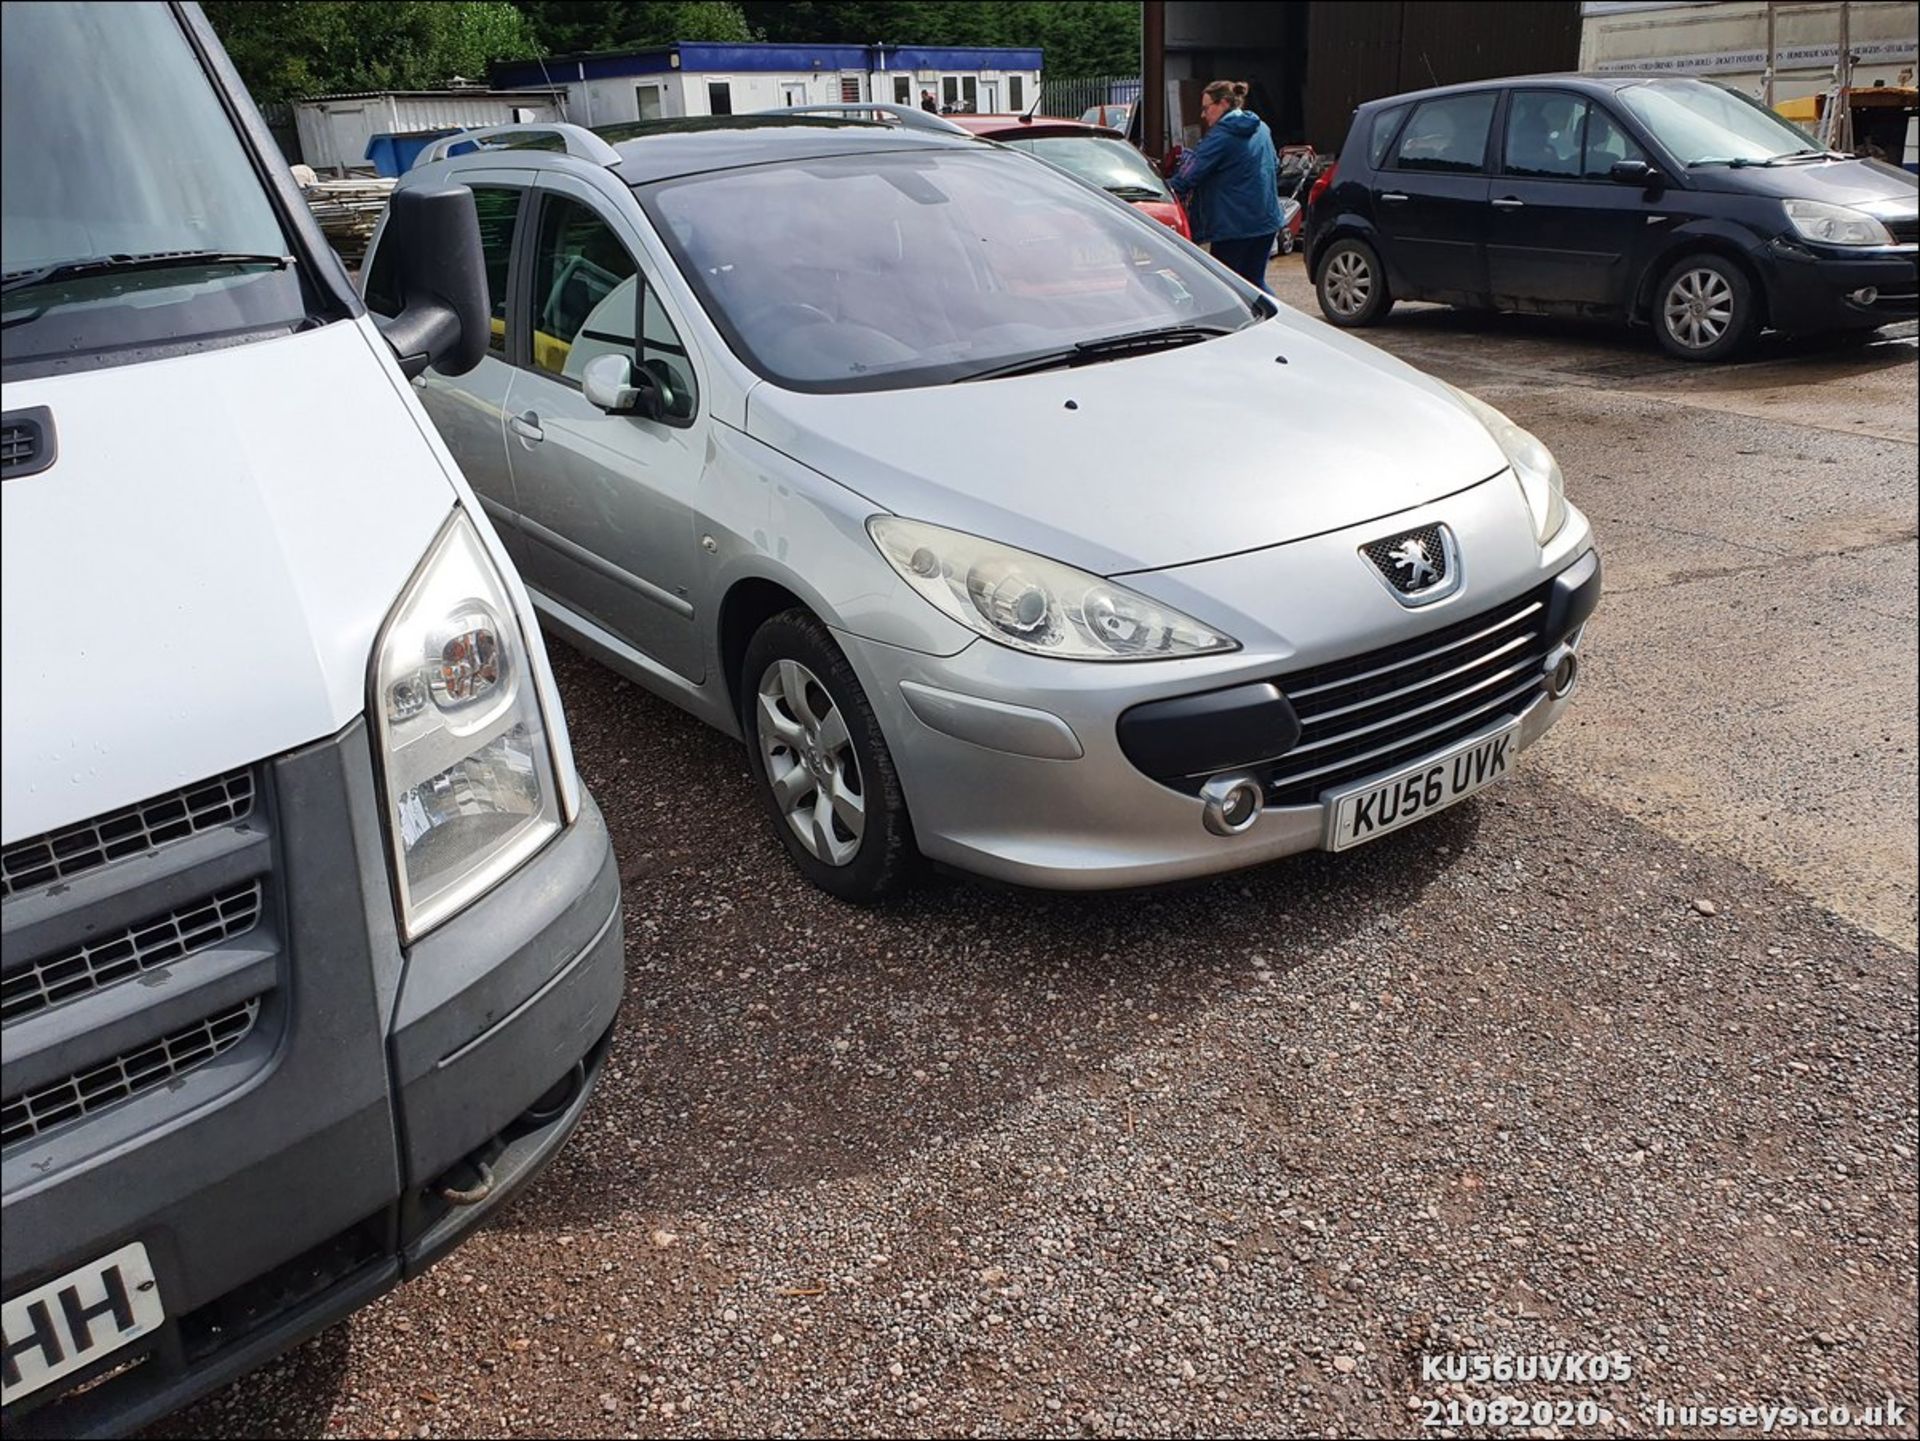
643 147 1256 393
1 0 304 368
999 134 1172 201
1616 79 1821 166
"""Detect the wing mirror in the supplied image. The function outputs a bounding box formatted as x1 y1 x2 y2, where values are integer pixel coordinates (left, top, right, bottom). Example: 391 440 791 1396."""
583 353 667 420
1608 159 1660 187
374 185 489 380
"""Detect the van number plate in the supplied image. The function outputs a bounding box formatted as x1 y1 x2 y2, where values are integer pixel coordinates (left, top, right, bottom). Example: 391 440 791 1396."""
1 1242 164 1405
1323 721 1518 851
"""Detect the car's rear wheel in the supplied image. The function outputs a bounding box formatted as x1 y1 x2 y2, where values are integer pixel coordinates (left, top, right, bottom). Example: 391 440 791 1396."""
741 609 918 902
1316 238 1392 326
1653 254 1759 362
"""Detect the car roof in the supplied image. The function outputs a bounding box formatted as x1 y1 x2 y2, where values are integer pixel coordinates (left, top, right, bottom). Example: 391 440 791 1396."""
429 114 982 188
947 114 1122 138
1353 71 1719 110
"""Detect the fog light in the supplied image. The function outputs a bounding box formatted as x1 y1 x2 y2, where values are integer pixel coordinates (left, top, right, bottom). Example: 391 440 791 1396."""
1849 286 1878 305
1200 772 1264 836
1543 643 1580 700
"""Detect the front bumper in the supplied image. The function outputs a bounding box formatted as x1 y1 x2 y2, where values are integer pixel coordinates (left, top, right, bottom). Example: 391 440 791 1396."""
1757 237 1920 332
1 720 622 1438
839 480 1598 889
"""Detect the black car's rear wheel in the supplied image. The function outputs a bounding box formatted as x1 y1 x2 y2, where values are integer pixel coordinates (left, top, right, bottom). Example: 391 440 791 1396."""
1653 254 1759 362
1316 238 1392 327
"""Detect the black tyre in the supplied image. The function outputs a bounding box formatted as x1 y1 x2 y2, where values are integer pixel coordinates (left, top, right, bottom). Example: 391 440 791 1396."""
741 609 918 902
1315 237 1393 326
1653 253 1760 361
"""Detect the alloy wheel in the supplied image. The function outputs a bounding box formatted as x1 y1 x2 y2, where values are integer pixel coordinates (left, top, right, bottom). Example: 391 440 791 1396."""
1323 249 1372 315
755 658 865 867
1663 267 1734 350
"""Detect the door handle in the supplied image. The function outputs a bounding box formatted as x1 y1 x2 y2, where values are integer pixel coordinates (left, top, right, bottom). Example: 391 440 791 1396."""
1379 191 1410 203
1491 196 1525 209
509 411 545 443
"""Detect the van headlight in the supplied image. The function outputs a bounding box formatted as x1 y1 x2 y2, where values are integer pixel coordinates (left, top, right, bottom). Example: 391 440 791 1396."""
1782 198 1894 247
869 516 1237 660
1447 386 1567 545
373 510 563 940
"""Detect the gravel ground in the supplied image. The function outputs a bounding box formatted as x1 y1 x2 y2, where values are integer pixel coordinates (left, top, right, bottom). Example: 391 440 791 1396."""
154 644 1920 1440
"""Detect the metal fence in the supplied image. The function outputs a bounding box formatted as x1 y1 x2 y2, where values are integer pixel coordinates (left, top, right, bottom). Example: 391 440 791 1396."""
1041 74 1141 121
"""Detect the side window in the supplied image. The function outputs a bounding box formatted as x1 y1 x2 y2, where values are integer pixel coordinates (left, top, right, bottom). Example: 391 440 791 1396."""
529 195 696 420
894 75 911 104
1393 92 1498 174
1505 91 1588 179
1009 75 1024 111
362 184 520 360
707 81 732 116
1367 104 1408 167
472 187 521 356
1583 105 1649 178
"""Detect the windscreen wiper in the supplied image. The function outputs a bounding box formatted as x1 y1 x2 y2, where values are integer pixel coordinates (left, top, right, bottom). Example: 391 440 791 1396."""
1105 184 1168 201
1 251 291 296
957 324 1233 383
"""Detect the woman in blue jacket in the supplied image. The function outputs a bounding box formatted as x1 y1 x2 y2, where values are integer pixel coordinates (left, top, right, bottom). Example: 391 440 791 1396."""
1170 80 1282 290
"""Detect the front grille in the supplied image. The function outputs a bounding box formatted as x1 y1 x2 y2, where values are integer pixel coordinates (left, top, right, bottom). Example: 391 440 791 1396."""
1361 523 1450 596
1 882 263 1023
1266 584 1553 806
1 769 254 899
0 421 36 468
0 1000 260 1147
1885 215 1917 245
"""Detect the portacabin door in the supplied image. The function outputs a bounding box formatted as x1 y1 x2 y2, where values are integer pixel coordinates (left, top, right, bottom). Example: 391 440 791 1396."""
501 173 709 684
1372 90 1498 304
1486 90 1662 314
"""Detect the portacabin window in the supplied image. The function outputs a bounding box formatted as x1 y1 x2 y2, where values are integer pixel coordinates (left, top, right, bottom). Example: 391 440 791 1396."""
707 81 732 116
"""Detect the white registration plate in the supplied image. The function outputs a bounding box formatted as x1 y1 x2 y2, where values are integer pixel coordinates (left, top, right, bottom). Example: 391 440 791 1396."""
1323 721 1519 851
1 1242 164 1405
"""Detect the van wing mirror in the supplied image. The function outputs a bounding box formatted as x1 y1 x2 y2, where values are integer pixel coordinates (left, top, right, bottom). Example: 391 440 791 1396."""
1608 159 1659 186
375 185 489 380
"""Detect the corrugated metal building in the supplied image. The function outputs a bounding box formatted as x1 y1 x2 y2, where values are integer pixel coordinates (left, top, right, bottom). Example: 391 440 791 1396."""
293 89 565 174
1144 1 1583 154
489 41 1043 125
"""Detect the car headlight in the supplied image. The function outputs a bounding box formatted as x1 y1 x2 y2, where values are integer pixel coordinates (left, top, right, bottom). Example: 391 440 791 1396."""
1782 198 1894 247
1447 386 1567 545
868 516 1238 661
372 509 563 940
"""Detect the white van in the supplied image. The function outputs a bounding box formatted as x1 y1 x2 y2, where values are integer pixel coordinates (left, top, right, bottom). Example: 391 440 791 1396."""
0 4 622 1432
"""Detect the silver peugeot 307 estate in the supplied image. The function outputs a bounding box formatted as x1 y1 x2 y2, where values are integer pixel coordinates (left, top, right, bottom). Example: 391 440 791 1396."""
365 110 1600 901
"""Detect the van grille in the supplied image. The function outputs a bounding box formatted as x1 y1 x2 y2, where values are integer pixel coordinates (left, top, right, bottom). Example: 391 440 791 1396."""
1 770 255 899
1266 584 1552 806
1 882 263 1023
0 406 56 479
0 1000 260 1147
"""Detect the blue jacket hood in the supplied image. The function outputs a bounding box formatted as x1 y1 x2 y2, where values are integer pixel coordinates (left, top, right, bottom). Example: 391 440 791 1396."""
1171 109 1282 244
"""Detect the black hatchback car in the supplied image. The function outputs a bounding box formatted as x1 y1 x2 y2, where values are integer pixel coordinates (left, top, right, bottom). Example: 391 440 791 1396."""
1307 74 1919 360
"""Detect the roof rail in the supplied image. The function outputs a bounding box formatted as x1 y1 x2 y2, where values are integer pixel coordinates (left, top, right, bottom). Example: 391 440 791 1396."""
413 122 623 169
756 102 972 136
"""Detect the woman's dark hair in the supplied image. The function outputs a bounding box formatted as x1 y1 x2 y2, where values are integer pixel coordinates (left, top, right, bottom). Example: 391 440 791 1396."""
1203 80 1250 109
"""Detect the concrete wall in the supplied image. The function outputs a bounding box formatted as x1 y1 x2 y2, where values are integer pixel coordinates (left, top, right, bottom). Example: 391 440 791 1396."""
1580 1 1919 100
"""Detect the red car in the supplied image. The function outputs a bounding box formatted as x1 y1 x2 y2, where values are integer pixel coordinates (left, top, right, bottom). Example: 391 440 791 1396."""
948 114 1193 240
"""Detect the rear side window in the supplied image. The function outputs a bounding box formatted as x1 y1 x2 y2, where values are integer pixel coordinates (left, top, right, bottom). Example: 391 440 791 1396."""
365 183 520 360
1583 106 1649 177
1505 92 1588 179
1393 93 1497 174
1367 104 1409 167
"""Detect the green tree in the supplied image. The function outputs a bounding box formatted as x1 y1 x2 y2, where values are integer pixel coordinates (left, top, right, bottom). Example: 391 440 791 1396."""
738 1 1139 76
513 1 758 54
207 1 542 101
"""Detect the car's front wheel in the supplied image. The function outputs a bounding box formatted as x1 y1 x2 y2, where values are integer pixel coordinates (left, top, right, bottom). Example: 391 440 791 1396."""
1316 237 1392 326
741 609 918 902
1653 253 1759 361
